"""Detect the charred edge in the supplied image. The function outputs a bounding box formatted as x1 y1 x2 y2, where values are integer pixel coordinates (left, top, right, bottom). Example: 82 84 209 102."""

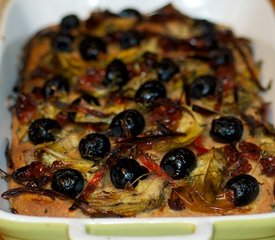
5 139 13 169
241 114 275 137
150 98 184 111
259 102 271 125
192 104 219 115
69 198 123 218
233 85 240 106
184 84 191 106
264 123 275 137
76 106 112 118
156 121 176 135
105 146 128 168
241 114 260 136
116 131 187 146
10 208 18 214
231 38 270 91
0 168 9 180
214 78 224 111
1 187 63 200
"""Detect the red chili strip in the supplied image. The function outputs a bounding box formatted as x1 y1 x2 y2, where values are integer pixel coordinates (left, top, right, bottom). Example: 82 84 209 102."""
81 168 107 199
139 153 175 185
193 136 209 155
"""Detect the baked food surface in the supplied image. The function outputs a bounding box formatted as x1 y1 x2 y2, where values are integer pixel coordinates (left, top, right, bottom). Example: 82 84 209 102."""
2 4 275 218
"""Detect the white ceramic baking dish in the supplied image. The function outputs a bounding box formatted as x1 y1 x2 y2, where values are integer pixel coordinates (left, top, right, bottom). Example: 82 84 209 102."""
0 0 275 239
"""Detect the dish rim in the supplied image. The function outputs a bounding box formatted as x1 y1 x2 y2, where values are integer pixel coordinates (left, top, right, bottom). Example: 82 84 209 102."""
0 1 275 239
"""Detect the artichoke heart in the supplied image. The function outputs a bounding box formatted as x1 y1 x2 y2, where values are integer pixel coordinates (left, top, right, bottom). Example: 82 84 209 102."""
40 148 97 177
160 108 205 150
86 177 165 216
24 132 98 177
189 148 227 203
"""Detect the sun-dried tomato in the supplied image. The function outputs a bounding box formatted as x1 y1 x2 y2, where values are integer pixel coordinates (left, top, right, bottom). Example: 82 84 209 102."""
78 70 105 91
224 143 239 164
158 36 181 51
260 156 275 177
222 77 235 91
239 142 261 161
56 111 70 125
259 102 271 124
51 161 66 171
15 93 36 124
231 158 252 176
186 33 216 49
126 62 140 79
142 51 157 69
150 102 182 130
12 162 50 186
31 66 51 79
31 87 43 100
215 64 235 87
224 143 252 176
168 188 185 211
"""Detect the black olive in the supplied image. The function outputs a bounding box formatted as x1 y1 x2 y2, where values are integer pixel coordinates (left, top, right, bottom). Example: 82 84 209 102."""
42 75 69 98
52 33 73 52
104 59 129 87
109 109 145 137
208 47 234 66
79 35 106 60
156 58 179 82
28 118 61 145
160 148 197 180
225 174 259 207
120 30 142 49
190 75 217 99
68 94 99 121
119 8 142 19
210 116 243 143
110 158 141 189
135 80 166 104
60 14 80 31
51 168 84 198
79 133 111 160
193 19 215 35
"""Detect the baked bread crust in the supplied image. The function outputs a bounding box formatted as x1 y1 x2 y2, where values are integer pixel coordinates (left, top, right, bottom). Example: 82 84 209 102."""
3 4 275 218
